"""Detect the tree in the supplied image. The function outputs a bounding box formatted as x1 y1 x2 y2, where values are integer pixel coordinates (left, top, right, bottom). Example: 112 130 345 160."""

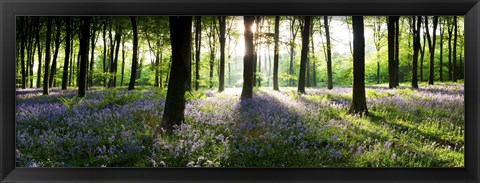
19 17 26 89
324 16 333 89
78 17 91 98
288 16 299 86
447 17 453 81
297 16 311 94
241 16 255 99
452 16 458 82
218 16 226 92
425 16 438 85
439 17 444 82
49 17 61 88
194 16 202 91
128 16 138 90
62 17 71 90
349 16 368 116
273 16 280 91
387 16 398 88
162 16 192 131
411 16 422 88
43 17 52 95
373 16 385 84
36 17 43 88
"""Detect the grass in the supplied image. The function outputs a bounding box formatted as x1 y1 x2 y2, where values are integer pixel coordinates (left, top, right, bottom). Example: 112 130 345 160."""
15 83 464 167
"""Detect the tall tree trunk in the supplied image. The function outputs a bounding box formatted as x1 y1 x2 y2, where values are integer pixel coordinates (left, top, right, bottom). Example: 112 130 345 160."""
89 17 97 88
36 17 43 88
162 16 192 131
78 17 91 98
447 18 453 81
218 16 226 92
112 32 121 88
103 18 108 87
324 16 333 89
289 17 297 87
439 18 444 82
297 16 311 94
120 40 126 86
241 16 255 99
62 17 71 90
20 17 26 89
412 16 421 88
273 16 280 91
128 16 139 90
43 17 52 95
388 16 396 88
394 17 400 86
420 28 426 82
349 16 368 116
425 16 438 85
49 18 61 88
452 16 457 82
194 16 201 91
108 21 115 88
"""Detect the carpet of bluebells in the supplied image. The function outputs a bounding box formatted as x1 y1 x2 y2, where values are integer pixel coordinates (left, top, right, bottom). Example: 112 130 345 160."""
16 83 464 167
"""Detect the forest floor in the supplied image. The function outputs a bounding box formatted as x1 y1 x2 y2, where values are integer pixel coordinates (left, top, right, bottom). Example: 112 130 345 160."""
15 83 464 167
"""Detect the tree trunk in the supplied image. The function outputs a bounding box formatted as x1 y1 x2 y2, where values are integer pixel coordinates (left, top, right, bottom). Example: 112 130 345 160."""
194 16 201 91
20 17 26 89
425 16 438 85
439 18 444 82
162 16 192 131
103 18 108 87
241 16 255 99
453 16 457 82
388 16 396 88
219 16 226 92
36 17 43 88
412 16 421 88
349 16 368 116
62 17 71 90
43 17 52 95
49 18 61 88
129 16 139 90
112 32 121 88
420 27 426 82
298 16 311 94
89 17 97 88
273 16 280 91
447 18 453 81
394 17 400 86
78 17 91 97
324 16 333 89
120 40 126 86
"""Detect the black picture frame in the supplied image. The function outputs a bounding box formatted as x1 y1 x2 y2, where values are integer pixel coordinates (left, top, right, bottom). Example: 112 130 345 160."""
1 0 479 182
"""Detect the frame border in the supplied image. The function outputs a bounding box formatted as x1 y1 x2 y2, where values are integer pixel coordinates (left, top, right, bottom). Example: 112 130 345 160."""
1 0 479 182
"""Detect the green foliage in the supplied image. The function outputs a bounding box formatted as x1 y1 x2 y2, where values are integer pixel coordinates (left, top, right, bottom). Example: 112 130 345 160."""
58 95 83 110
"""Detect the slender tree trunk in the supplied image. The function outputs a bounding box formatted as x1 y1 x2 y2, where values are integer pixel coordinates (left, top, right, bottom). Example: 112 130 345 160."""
112 32 121 87
78 17 91 98
425 16 438 85
298 16 311 94
89 17 96 88
128 16 139 90
62 17 71 90
388 16 396 88
120 40 126 86
20 17 26 89
194 16 201 91
453 16 457 82
412 16 421 88
324 16 333 89
349 16 368 116
219 16 226 92
394 17 400 86
447 18 453 81
241 16 255 99
439 18 444 82
36 17 42 88
103 18 108 87
43 17 52 95
420 29 426 82
49 18 61 88
162 16 192 131
289 17 297 87
273 16 280 91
